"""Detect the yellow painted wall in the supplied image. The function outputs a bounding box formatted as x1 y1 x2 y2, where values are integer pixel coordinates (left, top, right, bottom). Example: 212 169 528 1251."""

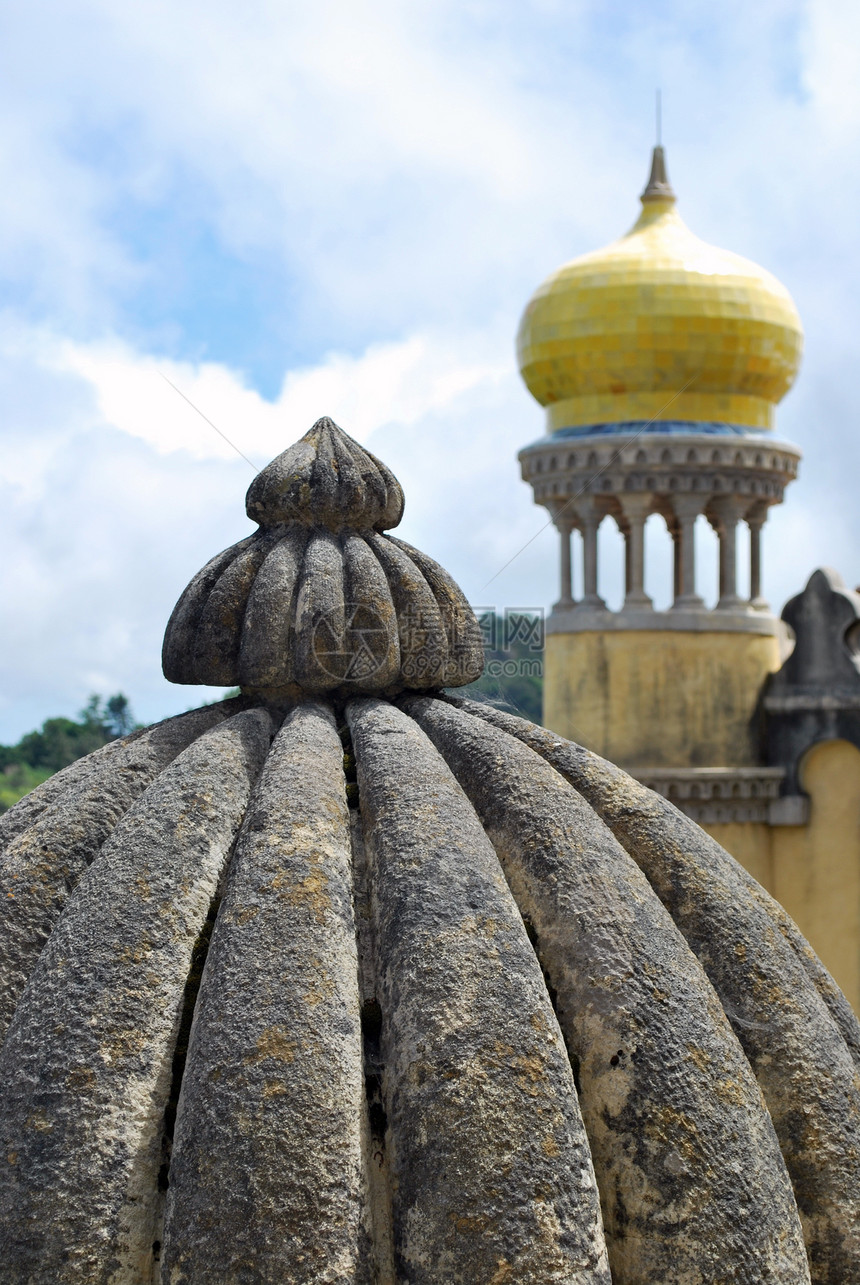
706 740 860 1013
545 630 860 1009
704 821 774 890
545 629 781 769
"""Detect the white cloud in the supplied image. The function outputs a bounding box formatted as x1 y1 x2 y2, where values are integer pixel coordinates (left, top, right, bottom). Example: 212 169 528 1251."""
2 308 857 743
1 0 860 744
0 320 550 740
43 327 508 464
0 0 551 332
805 0 860 144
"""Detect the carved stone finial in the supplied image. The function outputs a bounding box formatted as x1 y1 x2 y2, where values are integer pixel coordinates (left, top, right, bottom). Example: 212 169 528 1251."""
245 416 404 532
765 567 860 790
162 417 484 696
778 567 860 688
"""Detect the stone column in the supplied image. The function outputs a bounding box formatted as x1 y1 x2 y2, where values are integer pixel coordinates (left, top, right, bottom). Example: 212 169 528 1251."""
619 494 653 610
670 520 682 601
557 521 574 608
579 498 606 609
711 496 746 611
747 503 769 611
671 495 706 609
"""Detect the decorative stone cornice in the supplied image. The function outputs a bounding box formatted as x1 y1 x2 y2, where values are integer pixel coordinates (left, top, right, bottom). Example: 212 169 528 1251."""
520 429 800 512
630 766 797 825
547 606 780 636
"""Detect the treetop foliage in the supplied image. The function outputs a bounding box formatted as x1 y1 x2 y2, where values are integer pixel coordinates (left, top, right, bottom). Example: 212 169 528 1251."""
0 694 138 813
458 611 544 724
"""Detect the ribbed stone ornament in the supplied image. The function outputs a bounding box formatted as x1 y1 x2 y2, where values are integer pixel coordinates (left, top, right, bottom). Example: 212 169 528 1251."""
162 416 483 694
245 413 405 531
1 418 859 1285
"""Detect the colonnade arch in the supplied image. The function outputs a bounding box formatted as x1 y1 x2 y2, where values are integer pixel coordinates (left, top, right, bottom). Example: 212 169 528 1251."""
551 496 770 615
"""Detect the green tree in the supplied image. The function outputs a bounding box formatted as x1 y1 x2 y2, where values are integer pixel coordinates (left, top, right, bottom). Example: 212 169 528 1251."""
105 694 135 737
457 612 544 723
0 763 54 813
0 693 139 813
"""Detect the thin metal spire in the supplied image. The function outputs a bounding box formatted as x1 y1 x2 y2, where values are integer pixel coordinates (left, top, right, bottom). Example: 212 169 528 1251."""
656 89 662 147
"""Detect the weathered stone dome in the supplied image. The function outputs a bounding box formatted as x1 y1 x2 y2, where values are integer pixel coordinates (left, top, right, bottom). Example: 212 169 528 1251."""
1 420 859 1285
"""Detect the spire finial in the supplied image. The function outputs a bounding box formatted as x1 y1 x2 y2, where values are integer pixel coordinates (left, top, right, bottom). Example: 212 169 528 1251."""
640 91 675 203
656 88 662 147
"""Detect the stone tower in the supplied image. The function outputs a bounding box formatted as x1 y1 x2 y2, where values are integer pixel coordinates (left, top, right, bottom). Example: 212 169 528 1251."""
517 145 803 768
517 147 860 1011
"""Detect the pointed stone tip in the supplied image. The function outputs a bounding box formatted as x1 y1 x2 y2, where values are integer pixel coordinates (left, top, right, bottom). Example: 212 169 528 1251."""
640 145 676 203
245 416 405 533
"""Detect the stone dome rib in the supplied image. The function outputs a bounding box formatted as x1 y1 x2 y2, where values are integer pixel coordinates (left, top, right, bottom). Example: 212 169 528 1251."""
347 698 610 1284
1 418 858 1285
403 695 808 1281
0 700 240 1041
162 703 365 1283
0 708 276 1280
443 693 860 1280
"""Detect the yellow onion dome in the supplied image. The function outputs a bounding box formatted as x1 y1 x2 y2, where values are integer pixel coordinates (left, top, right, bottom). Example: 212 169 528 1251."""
517 148 803 433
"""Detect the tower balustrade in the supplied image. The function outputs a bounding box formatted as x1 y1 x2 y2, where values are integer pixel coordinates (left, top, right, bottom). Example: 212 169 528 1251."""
523 428 800 631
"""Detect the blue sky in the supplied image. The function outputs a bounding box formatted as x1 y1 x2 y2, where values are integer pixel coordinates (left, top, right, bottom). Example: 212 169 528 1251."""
1 0 858 739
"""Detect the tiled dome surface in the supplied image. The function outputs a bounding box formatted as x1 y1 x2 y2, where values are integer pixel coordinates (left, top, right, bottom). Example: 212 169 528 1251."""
517 149 803 434
1 422 858 1285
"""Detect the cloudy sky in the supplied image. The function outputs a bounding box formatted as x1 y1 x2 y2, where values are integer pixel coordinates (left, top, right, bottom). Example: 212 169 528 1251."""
1 0 858 739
